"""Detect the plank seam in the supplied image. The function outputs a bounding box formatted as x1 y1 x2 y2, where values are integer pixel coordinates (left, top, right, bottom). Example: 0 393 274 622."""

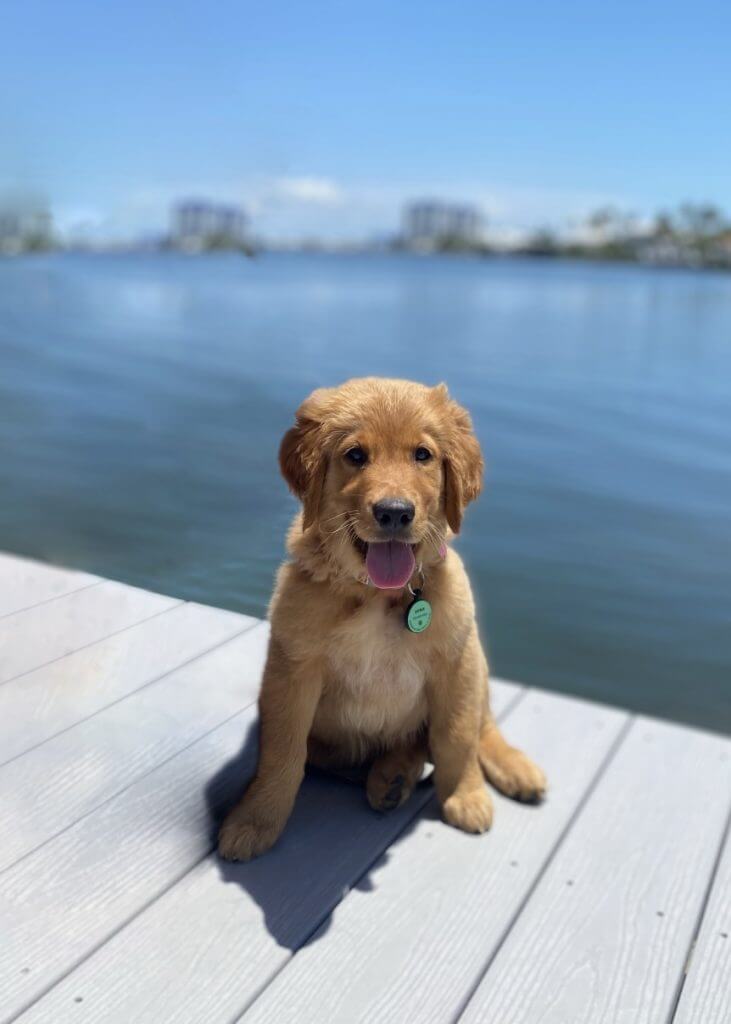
2 698 268 1024
0 579 103 623
451 708 636 1024
7 686 528 1024
667 801 731 1024
0 674 264 880
0 598 185 690
229 686 531 1024
0 617 263 771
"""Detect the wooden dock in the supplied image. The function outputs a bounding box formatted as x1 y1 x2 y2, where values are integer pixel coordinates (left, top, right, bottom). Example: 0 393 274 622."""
0 551 729 1023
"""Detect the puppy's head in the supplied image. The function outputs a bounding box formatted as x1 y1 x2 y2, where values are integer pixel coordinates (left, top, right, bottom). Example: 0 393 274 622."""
280 378 483 588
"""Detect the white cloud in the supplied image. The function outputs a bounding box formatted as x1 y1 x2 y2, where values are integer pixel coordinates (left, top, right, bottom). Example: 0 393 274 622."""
267 177 344 206
54 205 106 235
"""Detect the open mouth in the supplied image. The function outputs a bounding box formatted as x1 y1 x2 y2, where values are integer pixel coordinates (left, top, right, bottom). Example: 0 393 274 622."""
360 539 416 589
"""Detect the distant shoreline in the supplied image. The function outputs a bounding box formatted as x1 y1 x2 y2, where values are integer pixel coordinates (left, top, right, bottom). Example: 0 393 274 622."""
3 246 730 275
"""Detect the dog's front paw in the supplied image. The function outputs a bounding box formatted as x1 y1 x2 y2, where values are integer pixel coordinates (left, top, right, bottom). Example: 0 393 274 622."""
442 786 494 834
218 804 284 862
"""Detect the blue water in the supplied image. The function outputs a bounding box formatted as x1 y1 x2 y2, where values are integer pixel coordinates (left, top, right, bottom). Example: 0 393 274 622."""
1 252 729 732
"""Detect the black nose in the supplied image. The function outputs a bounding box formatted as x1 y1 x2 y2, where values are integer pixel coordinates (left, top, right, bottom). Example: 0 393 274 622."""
372 498 415 533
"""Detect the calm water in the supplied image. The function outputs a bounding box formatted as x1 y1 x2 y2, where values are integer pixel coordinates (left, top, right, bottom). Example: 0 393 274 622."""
1 252 729 732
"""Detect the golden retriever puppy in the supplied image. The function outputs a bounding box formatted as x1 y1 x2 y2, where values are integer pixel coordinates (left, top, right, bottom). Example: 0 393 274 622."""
219 377 545 861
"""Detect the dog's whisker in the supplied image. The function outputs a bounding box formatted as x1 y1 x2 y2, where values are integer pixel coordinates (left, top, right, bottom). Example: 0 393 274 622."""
420 522 440 549
322 509 358 525
334 520 356 560
325 517 358 539
425 522 444 548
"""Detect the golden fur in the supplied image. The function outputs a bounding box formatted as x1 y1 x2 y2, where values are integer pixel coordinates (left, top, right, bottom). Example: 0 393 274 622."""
219 378 546 861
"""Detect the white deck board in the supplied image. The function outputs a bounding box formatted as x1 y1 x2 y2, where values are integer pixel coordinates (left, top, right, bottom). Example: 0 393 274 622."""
0 624 266 872
0 601 254 766
458 719 731 1024
16 684 525 1024
239 692 628 1024
0 552 98 618
1 553 728 1024
0 580 178 684
673 816 731 1024
0 704 262 1024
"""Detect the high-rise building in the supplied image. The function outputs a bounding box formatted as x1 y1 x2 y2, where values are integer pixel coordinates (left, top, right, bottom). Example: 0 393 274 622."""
172 200 248 249
0 200 52 253
402 201 483 248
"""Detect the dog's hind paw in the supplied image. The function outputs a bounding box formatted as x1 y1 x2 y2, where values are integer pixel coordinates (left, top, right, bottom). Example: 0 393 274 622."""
366 744 426 813
481 748 547 803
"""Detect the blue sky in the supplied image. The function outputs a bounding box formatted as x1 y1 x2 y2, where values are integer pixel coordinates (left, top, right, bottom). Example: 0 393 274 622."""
3 1 730 241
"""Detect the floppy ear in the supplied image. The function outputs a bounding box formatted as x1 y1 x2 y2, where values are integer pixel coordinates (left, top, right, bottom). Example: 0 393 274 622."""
435 384 484 534
279 389 331 530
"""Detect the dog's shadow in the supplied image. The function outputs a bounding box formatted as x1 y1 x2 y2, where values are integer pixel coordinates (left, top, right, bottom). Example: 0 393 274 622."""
204 720 434 951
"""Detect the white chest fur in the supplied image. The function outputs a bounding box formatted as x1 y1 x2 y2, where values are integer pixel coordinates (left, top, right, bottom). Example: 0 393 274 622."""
325 599 428 740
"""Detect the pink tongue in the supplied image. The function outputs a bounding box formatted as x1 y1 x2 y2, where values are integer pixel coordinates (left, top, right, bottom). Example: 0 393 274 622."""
366 541 416 589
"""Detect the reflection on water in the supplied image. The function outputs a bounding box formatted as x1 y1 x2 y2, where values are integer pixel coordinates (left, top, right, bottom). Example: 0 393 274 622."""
1 252 729 732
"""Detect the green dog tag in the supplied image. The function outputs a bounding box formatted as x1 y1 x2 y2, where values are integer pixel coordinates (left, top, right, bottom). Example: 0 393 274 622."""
406 596 432 633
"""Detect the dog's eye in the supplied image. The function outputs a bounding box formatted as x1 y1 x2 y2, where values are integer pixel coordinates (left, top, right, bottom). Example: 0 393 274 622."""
345 446 367 466
414 447 432 462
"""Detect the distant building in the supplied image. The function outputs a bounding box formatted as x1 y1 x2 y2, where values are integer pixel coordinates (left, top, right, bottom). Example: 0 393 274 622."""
709 230 731 267
402 200 483 249
172 200 248 250
636 238 699 268
0 199 53 254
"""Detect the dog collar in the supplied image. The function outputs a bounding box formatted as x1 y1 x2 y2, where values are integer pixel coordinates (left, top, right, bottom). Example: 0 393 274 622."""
353 565 432 634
